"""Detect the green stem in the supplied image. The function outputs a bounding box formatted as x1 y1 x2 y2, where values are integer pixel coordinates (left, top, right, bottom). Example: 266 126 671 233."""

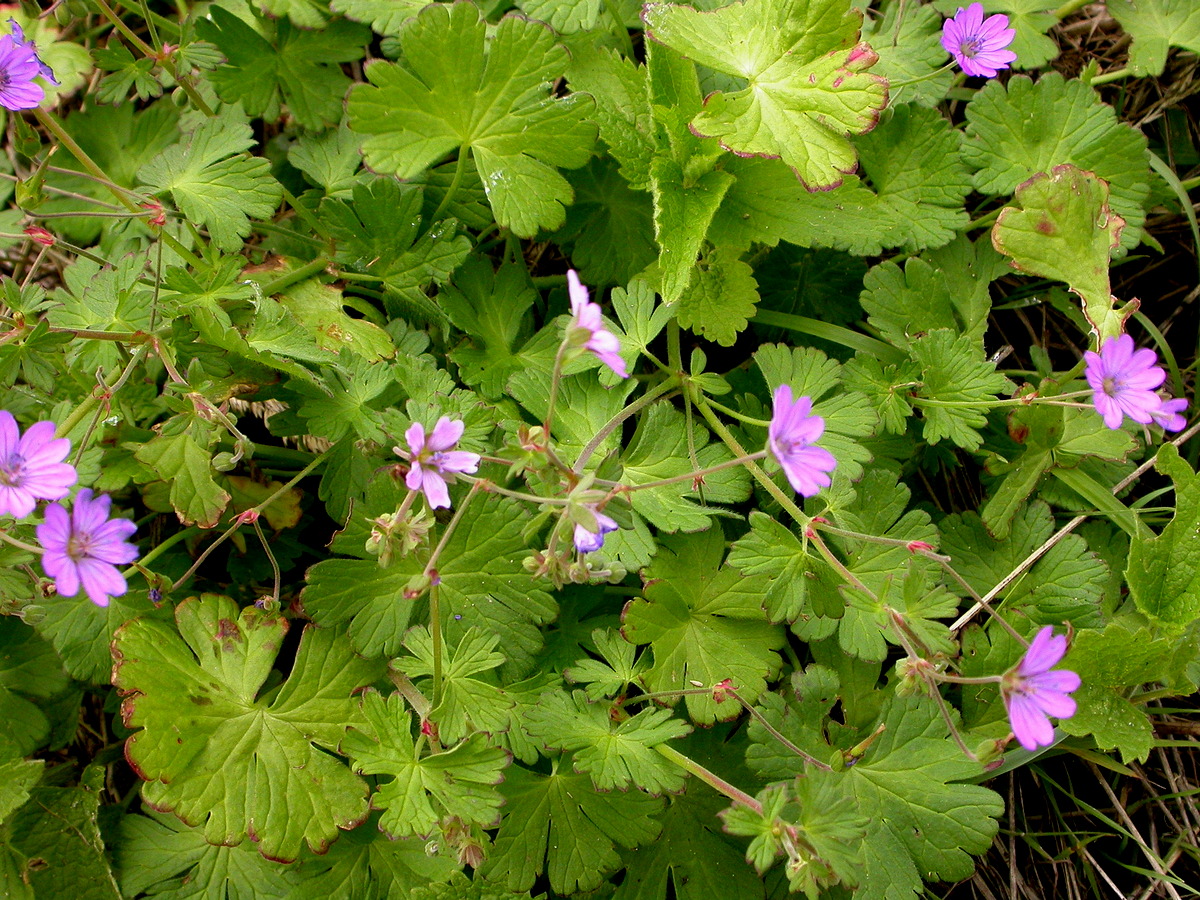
259 258 330 296
124 526 201 573
1054 0 1092 17
573 378 680 474
280 186 329 242
725 685 832 771
1090 67 1132 86
33 110 140 212
429 581 443 708
424 482 483 707
620 450 769 493
703 397 769 427
459 475 568 507
750 309 904 364
544 341 568 438
601 0 635 58
655 745 761 813
171 450 328 590
55 343 151 441
93 0 156 56
430 145 469 222
693 398 810 530
0 530 43 555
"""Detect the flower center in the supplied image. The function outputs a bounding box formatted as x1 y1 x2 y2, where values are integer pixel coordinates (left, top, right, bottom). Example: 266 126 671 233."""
66 531 95 562
1102 375 1122 396
958 37 983 59
0 457 23 487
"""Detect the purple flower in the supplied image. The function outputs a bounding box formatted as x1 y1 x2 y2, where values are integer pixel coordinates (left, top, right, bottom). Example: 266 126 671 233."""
1084 334 1167 429
397 417 480 510
37 489 138 608
573 507 618 553
1151 397 1188 432
0 19 56 111
768 385 837 497
941 3 1017 78
567 270 628 378
0 411 77 519
1001 626 1080 752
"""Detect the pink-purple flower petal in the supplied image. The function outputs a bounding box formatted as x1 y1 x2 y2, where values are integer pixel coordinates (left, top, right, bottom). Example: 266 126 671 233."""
768 385 837 498
37 489 137 608
1085 335 1178 429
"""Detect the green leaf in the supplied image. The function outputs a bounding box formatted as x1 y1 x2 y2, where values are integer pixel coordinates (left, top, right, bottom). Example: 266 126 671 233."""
394 627 513 746
1127 443 1200 627
293 811 459 898
745 665 844 778
260 0 329 28
850 103 972 252
755 343 879 482
289 124 363 197
613 784 765 900
49 256 155 371
135 418 231 528
4 768 122 899
115 810 302 899
525 690 691 793
565 627 648 701
1059 622 1178 763
982 403 1136 540
841 697 1003 900
139 109 283 251
35 589 169 684
940 502 1107 628
347 3 595 236
320 178 471 321
294 353 402 443
566 45 655 190
484 765 663 895
710 102 970 258
829 468 953 660
305 494 557 674
263 262 398 363
343 691 508 840
0 619 70 756
1108 0 1200 76
518 0 604 32
910 329 1013 451
675 245 759 346
441 259 538 398
92 40 164 103
643 0 887 189
862 2 953 106
0 741 41 825
721 778 866 894
611 276 675 361
963 73 1150 252
623 528 785 723
859 251 991 353
842 354 920 436
620 403 752 532
993 165 1128 342
559 157 657 288
728 511 839 625
331 0 426 36
114 595 385 862
198 9 367 129
301 559 419 660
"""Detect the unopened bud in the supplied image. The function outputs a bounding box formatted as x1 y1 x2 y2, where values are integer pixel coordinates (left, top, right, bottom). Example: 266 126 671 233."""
23 225 55 246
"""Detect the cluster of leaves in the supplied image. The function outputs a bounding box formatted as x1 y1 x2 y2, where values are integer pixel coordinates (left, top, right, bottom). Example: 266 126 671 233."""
2 1 1200 899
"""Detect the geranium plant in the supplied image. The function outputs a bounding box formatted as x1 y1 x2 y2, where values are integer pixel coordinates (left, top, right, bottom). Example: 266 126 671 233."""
1 1 1198 898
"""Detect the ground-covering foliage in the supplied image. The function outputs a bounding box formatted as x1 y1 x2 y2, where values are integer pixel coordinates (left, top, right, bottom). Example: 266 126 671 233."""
1 0 1200 897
